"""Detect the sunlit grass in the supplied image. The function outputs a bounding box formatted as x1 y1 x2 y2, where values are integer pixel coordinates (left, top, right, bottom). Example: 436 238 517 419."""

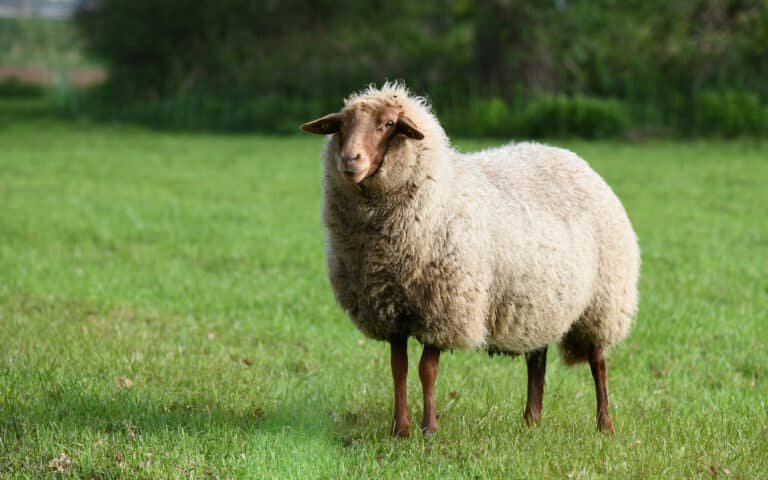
1 117 766 478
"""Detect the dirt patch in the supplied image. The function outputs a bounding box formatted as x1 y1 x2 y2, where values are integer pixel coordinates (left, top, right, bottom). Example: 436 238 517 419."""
0 65 106 87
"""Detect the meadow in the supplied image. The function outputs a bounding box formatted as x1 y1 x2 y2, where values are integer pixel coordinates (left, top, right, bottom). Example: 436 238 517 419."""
1 109 767 478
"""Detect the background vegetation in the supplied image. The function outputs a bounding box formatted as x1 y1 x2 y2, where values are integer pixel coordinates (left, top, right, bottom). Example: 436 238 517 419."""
65 0 768 137
0 16 88 68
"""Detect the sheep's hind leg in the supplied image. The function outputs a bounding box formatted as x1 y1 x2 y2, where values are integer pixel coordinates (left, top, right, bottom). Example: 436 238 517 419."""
419 345 441 434
524 346 547 426
587 344 614 433
390 336 410 437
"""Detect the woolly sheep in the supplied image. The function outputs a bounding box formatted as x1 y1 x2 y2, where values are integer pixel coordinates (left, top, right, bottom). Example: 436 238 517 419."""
301 82 640 436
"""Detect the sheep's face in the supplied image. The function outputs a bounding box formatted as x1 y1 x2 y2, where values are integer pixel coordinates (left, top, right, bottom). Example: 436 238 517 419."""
301 103 423 185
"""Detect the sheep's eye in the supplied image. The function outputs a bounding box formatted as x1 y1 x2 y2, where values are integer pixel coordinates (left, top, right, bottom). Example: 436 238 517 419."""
385 120 394 128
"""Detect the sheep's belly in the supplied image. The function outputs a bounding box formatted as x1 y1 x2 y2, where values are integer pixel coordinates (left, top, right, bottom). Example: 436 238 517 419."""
484 260 597 353
485 296 586 353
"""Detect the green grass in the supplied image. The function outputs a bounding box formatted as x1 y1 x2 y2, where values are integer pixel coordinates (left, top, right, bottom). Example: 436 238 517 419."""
1 109 767 478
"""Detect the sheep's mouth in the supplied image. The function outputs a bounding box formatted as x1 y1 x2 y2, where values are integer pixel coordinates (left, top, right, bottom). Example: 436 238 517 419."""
341 167 369 184
341 159 385 185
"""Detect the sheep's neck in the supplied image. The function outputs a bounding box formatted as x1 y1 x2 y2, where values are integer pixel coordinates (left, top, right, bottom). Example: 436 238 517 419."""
338 178 441 236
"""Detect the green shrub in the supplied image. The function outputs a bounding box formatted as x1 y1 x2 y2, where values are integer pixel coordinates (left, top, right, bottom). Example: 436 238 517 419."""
465 97 513 137
73 0 474 133
692 91 767 137
74 89 326 134
517 95 629 139
0 79 43 98
439 97 513 138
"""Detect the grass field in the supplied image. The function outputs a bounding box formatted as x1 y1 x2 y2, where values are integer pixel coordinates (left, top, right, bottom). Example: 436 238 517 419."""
1 110 767 478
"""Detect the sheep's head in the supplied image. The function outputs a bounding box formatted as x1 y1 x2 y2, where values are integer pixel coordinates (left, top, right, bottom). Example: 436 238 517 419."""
301 101 424 185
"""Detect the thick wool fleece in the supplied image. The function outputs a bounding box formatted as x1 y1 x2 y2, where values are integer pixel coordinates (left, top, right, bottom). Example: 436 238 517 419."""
321 83 639 362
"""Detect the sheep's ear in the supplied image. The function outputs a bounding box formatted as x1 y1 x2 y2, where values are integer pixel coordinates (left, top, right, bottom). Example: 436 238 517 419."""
301 113 342 135
396 115 424 140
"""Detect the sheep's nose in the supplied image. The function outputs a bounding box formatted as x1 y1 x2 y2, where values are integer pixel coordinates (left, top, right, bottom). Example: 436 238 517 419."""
341 152 363 171
342 152 361 164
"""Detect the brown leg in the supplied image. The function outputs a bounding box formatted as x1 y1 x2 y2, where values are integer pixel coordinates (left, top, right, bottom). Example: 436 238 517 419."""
419 345 441 434
524 346 547 426
588 344 614 433
390 336 410 437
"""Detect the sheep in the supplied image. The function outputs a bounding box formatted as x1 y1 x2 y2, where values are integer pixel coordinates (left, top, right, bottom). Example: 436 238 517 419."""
301 82 640 437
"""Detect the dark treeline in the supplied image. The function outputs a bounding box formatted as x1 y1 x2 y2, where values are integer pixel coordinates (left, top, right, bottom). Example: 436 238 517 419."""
75 0 768 137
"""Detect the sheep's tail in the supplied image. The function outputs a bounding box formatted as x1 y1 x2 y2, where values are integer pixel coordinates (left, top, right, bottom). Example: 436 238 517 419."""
558 326 592 365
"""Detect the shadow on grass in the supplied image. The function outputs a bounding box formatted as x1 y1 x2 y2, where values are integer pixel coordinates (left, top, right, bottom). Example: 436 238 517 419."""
0 384 364 477
0 295 368 446
0 384 342 445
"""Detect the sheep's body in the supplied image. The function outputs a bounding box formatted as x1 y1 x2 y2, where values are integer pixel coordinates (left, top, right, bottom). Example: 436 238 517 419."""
321 84 639 363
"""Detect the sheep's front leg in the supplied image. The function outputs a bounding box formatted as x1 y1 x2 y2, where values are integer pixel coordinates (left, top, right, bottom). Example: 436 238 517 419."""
524 346 548 425
419 345 441 434
588 344 614 433
390 336 410 437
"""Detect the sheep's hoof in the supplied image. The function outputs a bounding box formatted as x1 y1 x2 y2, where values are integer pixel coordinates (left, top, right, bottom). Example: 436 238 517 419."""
523 408 542 427
597 414 614 434
392 417 410 438
420 422 438 436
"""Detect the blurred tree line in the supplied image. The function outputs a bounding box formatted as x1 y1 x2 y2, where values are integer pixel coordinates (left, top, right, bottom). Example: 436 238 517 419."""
74 0 768 137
